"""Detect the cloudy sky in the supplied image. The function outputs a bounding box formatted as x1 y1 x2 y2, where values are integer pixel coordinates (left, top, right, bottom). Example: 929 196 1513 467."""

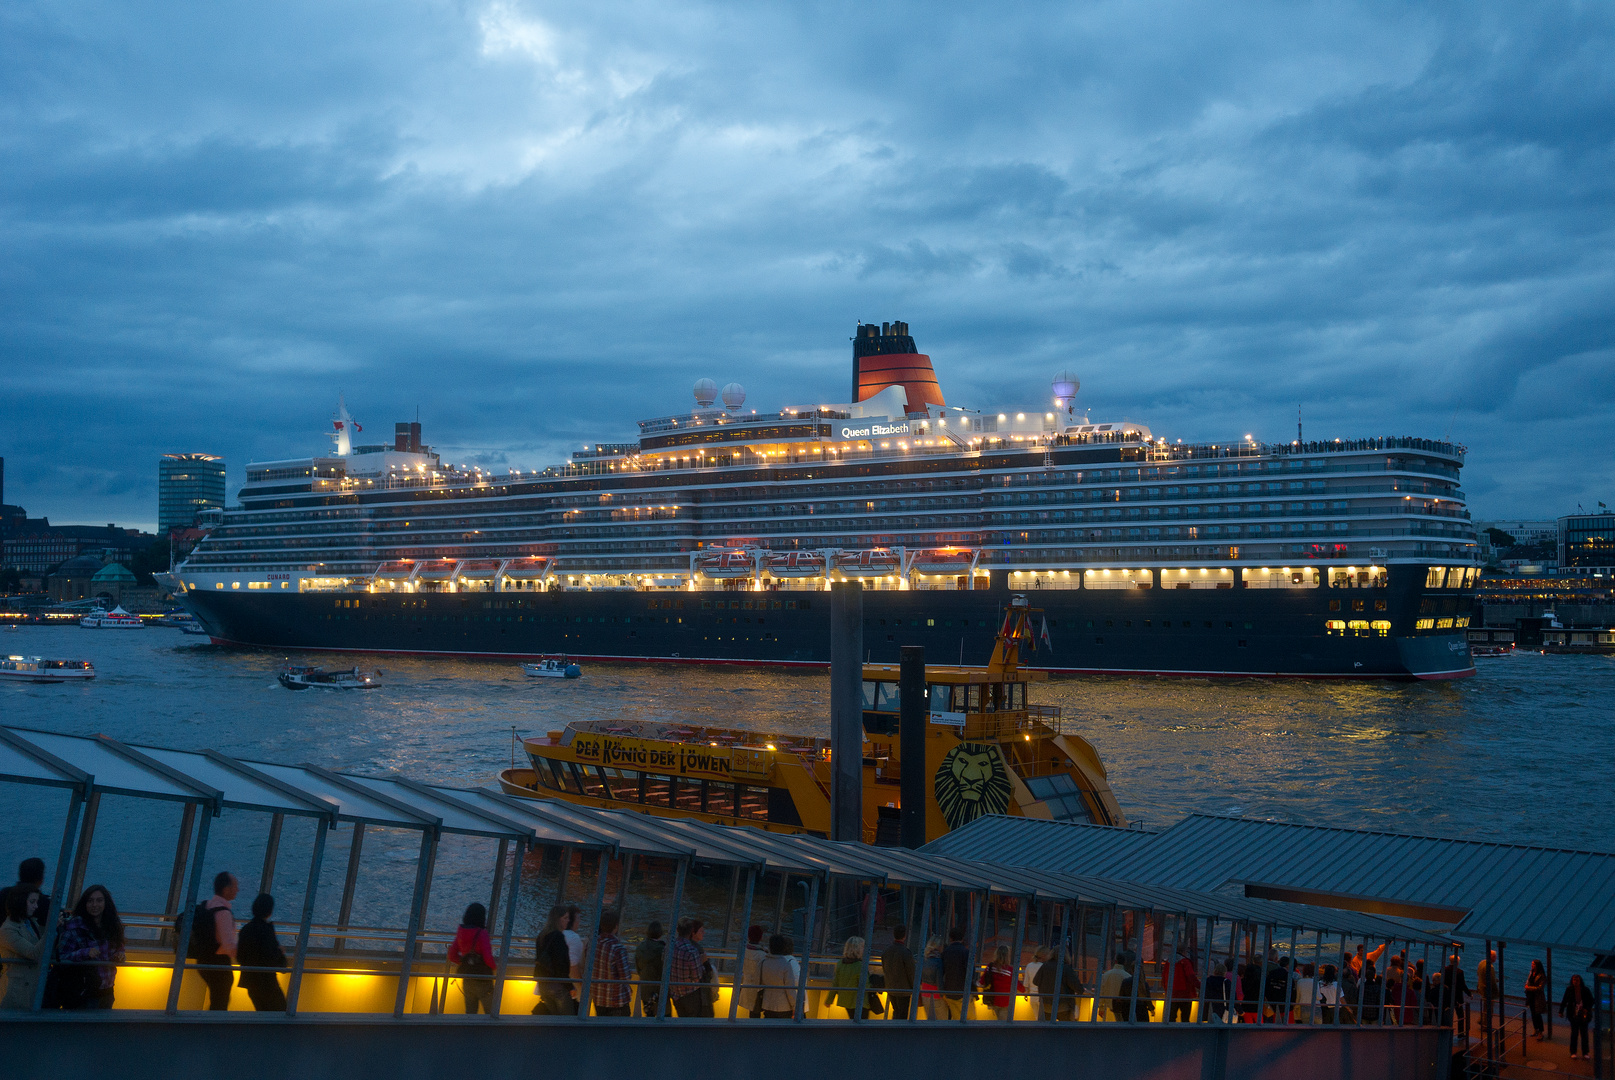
3 1 1612 532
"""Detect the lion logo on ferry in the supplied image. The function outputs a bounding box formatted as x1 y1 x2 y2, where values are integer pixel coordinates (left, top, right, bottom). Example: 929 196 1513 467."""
933 743 1012 830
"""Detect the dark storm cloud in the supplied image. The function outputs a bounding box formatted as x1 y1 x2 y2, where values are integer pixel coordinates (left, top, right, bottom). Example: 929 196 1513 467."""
1 0 1612 530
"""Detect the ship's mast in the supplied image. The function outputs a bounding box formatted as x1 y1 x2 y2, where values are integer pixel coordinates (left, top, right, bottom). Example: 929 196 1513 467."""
331 396 356 457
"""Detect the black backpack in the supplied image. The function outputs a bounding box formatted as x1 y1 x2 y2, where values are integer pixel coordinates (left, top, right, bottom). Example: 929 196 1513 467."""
457 930 492 976
180 902 220 960
533 930 570 981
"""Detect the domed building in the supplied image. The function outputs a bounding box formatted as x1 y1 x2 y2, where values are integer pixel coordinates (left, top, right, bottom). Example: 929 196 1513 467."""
91 562 138 605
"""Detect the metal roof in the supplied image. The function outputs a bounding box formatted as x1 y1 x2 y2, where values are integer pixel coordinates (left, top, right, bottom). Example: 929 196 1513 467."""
927 813 1615 954
922 814 1160 874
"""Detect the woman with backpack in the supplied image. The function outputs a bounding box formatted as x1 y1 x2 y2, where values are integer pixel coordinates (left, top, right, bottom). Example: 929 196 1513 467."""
449 902 497 1014
236 893 288 1011
56 885 125 1009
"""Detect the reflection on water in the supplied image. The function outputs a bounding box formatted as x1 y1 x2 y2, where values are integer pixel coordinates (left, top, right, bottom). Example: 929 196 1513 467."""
1 628 1610 935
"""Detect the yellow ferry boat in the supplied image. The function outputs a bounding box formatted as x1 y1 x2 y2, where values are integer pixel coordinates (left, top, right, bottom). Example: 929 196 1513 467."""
498 599 1126 843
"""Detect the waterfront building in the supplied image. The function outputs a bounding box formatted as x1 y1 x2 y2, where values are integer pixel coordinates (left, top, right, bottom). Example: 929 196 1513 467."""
3 518 154 576
1476 518 1558 569
1559 511 1615 577
158 453 226 534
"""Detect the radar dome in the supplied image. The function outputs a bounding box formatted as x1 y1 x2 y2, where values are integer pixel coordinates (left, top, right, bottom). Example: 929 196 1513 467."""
693 378 718 408
721 382 746 412
1051 371 1080 406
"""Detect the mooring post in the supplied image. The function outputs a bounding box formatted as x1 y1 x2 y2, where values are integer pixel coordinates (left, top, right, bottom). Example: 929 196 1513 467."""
899 645 927 849
829 580 864 845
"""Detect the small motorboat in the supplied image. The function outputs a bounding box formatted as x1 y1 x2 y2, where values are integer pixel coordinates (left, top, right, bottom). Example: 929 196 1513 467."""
79 607 143 629
522 656 582 679
278 665 379 690
1 656 96 683
178 621 210 635
1471 644 1513 658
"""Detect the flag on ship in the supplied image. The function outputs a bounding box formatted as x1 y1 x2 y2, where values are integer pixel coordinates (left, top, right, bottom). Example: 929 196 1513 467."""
1040 616 1052 650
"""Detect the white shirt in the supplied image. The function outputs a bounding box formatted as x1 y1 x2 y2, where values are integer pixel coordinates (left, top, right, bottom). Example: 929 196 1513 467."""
564 928 584 970
1024 961 1044 990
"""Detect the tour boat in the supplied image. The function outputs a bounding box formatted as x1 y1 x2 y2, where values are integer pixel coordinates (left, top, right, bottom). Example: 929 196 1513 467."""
0 656 96 683
278 665 379 690
522 656 582 679
79 607 143 629
497 599 1126 844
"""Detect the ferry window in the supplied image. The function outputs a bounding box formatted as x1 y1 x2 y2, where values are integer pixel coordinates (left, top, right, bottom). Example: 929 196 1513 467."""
700 783 732 817
701 601 711 609
862 681 879 709
643 775 672 807
1425 567 1445 589
785 601 797 610
1009 684 1025 709
1375 600 1387 611
735 786 769 820
672 777 703 812
548 759 580 794
571 764 608 799
1329 600 1340 611
600 768 641 801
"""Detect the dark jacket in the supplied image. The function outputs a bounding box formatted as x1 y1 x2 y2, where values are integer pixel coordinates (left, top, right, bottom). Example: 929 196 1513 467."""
1264 965 1293 1005
634 937 665 983
1114 975 1154 1022
1033 955 1084 1017
236 918 287 991
1240 964 1262 1007
1560 984 1594 1023
881 942 915 995
940 942 971 996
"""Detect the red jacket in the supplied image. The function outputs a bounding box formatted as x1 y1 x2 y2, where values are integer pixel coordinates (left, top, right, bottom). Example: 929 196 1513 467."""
977 964 1022 1008
1171 957 1201 1000
449 926 496 970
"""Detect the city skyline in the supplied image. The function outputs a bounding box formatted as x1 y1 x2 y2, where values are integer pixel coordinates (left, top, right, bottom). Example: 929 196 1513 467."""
3 2 1614 533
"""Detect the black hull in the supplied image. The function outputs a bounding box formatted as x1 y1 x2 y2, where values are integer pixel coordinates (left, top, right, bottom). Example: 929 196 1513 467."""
184 573 1474 681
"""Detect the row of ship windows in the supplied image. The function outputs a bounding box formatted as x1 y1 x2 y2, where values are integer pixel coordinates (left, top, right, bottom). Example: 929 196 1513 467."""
531 760 799 824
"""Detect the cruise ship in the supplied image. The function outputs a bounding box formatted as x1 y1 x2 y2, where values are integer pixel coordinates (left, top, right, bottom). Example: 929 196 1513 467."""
176 322 1480 679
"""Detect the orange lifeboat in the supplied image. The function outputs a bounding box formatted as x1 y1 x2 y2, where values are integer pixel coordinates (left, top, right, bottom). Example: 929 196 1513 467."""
696 550 755 578
833 548 900 576
765 552 825 578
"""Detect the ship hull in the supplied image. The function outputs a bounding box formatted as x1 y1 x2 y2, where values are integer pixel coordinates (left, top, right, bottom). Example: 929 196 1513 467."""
182 571 1474 680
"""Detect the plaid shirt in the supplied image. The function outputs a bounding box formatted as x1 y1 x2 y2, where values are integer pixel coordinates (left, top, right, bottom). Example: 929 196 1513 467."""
592 932 632 1008
670 936 706 992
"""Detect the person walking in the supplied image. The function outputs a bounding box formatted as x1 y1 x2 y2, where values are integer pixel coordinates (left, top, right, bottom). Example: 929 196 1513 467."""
1100 952 1131 1021
1293 963 1317 1024
236 894 288 1012
56 885 125 1009
740 925 767 1017
1561 974 1594 1060
533 905 579 1015
0 889 44 1009
831 936 872 1019
634 921 666 1017
1522 960 1547 1041
1204 961 1231 1023
881 926 916 1021
193 871 239 1011
919 936 945 1020
0 859 50 932
940 928 971 1020
977 944 1018 1021
758 935 800 1019
1169 949 1201 1022
447 902 496 1014
590 908 633 1017
669 917 712 1018
1032 945 1084 1021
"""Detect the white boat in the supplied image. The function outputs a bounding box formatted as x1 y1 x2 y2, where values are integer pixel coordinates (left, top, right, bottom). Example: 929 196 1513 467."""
179 621 210 635
0 656 96 683
278 665 379 690
522 656 582 679
79 607 143 629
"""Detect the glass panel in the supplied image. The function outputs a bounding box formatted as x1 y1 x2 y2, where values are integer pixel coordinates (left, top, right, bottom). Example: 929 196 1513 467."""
548 759 580 794
861 681 878 709
706 783 736 817
642 774 672 807
572 763 607 798
737 786 769 820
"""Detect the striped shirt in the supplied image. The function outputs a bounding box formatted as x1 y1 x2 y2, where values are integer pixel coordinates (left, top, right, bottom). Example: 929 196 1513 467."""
592 932 632 1008
671 936 706 992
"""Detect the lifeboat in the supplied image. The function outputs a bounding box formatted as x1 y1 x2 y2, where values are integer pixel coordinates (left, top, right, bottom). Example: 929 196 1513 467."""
765 552 824 578
696 550 755 578
833 549 899 576
911 548 975 572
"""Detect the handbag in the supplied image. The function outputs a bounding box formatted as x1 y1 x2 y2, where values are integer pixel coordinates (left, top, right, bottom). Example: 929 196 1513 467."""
704 960 721 1005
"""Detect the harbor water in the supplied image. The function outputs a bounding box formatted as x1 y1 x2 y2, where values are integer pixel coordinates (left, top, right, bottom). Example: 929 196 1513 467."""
3 625 1612 955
